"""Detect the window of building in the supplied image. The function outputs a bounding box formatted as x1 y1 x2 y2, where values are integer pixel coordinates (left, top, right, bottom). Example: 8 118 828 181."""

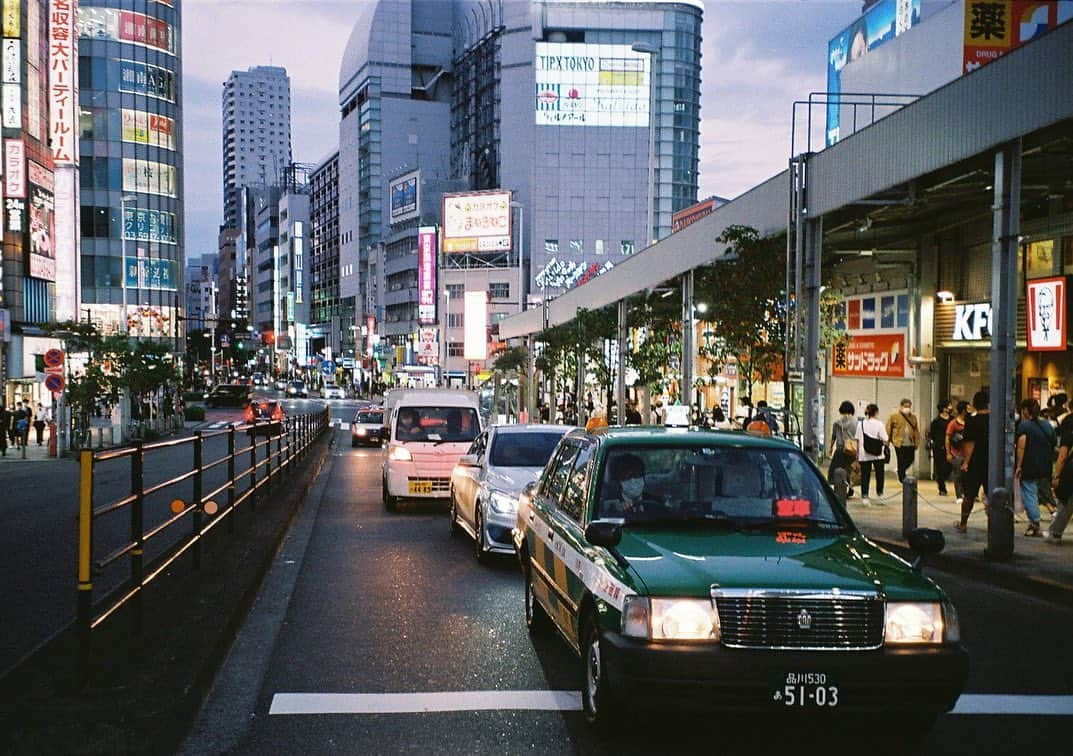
489 282 510 299
447 342 464 357
446 283 464 298
545 239 558 254
570 239 583 254
620 240 635 256
595 239 605 255
447 313 463 328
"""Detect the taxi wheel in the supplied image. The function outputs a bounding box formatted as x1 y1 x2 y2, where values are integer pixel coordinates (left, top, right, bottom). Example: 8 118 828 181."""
523 558 550 635
473 506 488 563
448 491 461 537
581 614 621 729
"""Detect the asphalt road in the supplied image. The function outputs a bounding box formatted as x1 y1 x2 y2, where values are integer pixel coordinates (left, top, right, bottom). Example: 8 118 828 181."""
0 393 352 679
183 423 1073 755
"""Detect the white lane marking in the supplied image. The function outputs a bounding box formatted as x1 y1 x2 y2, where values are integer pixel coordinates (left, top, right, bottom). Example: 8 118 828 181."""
951 694 1073 715
268 692 1073 716
269 691 582 715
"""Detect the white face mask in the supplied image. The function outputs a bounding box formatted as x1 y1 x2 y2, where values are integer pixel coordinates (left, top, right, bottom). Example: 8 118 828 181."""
901 406 911 415
620 477 644 500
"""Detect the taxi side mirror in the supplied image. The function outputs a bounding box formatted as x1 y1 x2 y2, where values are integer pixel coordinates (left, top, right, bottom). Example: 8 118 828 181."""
585 520 622 549
458 454 479 467
908 527 945 572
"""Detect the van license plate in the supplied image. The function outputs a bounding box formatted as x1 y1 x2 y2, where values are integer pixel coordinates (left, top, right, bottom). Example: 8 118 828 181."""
409 481 432 494
772 672 838 708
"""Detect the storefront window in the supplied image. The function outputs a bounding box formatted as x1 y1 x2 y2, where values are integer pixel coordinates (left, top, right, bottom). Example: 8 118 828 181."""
1062 238 1073 274
1024 239 1055 279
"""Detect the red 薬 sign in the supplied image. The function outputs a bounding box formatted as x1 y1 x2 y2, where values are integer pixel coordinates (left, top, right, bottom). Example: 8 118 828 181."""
831 333 907 378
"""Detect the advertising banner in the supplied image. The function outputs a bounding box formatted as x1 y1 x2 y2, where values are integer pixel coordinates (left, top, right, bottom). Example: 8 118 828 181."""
27 162 55 281
390 169 419 222
2 36 19 82
535 43 649 127
123 206 177 244
963 1 1071 73
442 190 511 253
2 0 19 38
1026 276 1067 351
5 138 24 198
122 157 176 197
119 59 175 101
831 333 907 378
826 0 921 145
124 256 177 291
121 109 175 150
417 226 437 324
77 7 174 55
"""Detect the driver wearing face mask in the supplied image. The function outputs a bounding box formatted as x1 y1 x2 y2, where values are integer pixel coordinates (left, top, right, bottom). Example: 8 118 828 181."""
602 453 659 517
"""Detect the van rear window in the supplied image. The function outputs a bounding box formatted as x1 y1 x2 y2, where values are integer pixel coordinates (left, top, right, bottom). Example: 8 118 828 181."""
395 406 479 442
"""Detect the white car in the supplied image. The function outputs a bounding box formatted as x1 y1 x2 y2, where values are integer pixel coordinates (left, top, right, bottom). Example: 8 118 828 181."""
322 382 346 399
449 424 571 562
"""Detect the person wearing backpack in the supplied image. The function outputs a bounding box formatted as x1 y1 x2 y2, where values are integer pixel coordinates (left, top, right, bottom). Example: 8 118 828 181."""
828 400 858 497
1015 398 1056 538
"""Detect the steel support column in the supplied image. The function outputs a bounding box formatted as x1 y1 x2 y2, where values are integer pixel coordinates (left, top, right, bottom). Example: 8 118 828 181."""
681 271 694 411
616 299 628 425
802 216 823 456
987 141 1021 561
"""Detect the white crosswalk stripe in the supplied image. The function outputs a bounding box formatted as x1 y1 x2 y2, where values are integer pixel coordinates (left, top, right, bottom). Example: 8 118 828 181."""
268 691 1073 716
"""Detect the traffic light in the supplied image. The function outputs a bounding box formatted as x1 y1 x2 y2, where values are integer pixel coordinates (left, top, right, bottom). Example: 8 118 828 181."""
237 340 244 351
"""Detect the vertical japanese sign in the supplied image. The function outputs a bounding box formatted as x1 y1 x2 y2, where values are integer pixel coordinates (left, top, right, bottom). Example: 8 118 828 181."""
293 220 304 304
417 226 437 325
49 0 78 164
27 160 55 281
5 138 25 197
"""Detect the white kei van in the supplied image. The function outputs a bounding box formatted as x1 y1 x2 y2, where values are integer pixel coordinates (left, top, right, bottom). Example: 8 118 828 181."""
381 390 482 510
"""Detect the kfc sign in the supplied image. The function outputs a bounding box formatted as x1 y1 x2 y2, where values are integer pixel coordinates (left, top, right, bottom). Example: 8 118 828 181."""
951 302 992 341
1027 277 1067 351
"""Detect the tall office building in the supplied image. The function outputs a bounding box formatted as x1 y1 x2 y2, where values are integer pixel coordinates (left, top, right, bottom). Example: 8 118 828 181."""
77 0 184 339
221 66 292 229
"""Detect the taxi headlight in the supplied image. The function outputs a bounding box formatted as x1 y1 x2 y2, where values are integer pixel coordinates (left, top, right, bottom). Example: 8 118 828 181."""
488 491 517 514
942 600 960 643
884 602 944 644
355 427 367 435
388 445 413 462
621 596 719 642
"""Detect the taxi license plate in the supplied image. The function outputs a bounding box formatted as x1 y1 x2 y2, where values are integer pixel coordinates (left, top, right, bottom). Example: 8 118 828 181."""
772 672 839 708
408 481 433 494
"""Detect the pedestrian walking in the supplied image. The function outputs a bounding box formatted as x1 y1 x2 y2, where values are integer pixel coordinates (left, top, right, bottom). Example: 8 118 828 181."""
1049 411 1073 543
33 402 46 445
955 390 990 533
886 398 920 483
0 402 10 456
929 401 954 495
856 403 889 505
624 402 642 425
828 400 859 497
13 401 29 449
946 401 969 502
1015 398 1055 538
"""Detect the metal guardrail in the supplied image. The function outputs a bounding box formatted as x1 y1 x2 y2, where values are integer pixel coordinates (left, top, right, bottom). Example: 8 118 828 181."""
76 408 331 686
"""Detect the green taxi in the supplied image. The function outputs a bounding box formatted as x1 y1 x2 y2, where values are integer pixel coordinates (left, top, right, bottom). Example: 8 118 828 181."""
513 427 968 730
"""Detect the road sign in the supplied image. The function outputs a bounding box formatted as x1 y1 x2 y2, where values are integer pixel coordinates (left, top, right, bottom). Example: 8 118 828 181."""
44 348 65 368
44 373 65 393
322 361 335 375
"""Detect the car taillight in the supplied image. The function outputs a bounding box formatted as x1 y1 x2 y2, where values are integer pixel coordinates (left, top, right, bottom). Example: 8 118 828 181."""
273 407 283 421
244 407 254 422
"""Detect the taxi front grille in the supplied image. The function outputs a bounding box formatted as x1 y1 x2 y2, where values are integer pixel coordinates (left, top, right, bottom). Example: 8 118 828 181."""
406 476 450 493
714 591 883 650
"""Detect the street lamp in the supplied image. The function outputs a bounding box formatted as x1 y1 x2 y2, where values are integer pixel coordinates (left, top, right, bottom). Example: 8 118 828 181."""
120 193 138 330
631 42 659 246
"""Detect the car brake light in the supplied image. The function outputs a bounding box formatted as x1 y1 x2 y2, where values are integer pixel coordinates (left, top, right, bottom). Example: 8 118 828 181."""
273 407 283 421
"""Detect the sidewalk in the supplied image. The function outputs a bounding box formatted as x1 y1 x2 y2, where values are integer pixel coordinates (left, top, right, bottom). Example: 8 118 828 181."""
0 438 55 462
847 472 1073 603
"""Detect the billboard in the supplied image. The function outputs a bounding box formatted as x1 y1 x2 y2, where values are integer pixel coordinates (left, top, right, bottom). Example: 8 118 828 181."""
27 162 55 281
389 169 419 222
417 226 437 325
826 0 921 146
535 43 650 127
963 1 1071 74
2 34 19 129
442 190 511 253
832 333 907 378
119 59 175 101
76 7 175 55
122 158 176 197
124 256 177 291
463 291 488 361
124 207 177 244
121 109 176 150
5 138 24 198
2 0 19 38
1026 276 1067 351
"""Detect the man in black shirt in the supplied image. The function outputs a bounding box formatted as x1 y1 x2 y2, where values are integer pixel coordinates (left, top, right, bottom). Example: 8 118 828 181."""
929 400 953 495
955 390 989 533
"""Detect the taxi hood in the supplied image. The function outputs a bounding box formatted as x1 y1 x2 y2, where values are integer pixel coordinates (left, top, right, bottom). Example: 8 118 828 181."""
617 528 941 601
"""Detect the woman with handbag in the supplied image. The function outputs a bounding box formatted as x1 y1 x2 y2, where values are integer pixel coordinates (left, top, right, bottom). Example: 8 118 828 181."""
856 403 889 505
828 400 859 497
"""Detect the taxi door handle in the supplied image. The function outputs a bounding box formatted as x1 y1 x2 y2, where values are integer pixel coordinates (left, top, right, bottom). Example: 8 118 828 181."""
547 529 555 541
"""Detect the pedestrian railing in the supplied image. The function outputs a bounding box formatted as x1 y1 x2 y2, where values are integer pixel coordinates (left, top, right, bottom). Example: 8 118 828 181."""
76 408 331 685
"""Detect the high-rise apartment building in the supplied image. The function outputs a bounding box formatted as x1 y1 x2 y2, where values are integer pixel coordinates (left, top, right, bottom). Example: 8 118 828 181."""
221 66 292 229
77 0 184 340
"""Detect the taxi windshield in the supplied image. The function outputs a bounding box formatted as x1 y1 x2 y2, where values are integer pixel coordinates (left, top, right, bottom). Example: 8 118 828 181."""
596 445 848 529
394 406 479 443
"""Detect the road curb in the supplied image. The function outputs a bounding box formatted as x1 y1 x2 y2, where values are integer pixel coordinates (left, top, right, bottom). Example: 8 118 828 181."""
870 535 1073 606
